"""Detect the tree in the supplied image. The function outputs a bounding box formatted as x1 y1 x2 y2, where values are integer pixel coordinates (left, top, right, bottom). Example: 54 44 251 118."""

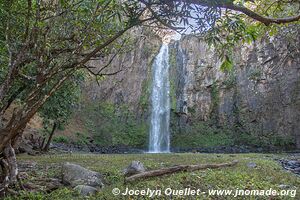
0 0 151 194
38 74 82 151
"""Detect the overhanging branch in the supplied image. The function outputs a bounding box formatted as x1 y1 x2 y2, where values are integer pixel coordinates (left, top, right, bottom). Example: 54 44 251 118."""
218 3 300 25
159 0 300 26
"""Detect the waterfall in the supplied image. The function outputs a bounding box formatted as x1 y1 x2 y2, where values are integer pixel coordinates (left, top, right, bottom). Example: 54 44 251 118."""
149 44 170 153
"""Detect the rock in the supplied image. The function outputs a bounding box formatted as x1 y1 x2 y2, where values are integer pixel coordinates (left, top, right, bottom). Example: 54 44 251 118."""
287 160 300 167
278 184 290 189
247 162 257 168
50 143 143 154
292 167 300 174
123 161 146 177
62 162 103 187
18 141 36 155
74 185 98 196
43 178 64 192
168 28 300 149
279 159 300 175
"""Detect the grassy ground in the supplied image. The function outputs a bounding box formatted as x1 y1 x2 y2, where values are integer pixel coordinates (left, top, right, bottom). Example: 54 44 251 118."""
9 153 300 199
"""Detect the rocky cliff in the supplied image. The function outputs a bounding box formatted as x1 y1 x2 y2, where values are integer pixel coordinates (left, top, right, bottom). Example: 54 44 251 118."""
83 28 161 118
62 28 161 147
170 27 300 149
72 26 300 149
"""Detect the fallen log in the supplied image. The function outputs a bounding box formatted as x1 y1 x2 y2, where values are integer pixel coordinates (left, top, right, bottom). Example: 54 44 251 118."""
125 160 238 182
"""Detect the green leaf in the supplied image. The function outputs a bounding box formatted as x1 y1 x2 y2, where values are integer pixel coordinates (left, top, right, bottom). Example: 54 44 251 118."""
220 55 233 72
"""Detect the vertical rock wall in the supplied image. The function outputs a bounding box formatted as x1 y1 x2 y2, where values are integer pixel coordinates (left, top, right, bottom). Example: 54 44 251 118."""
83 28 161 118
171 27 300 148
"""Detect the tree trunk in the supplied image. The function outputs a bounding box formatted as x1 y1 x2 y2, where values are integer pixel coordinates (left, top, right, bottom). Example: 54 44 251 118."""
125 160 238 182
40 137 46 150
0 142 18 196
0 157 9 196
43 122 57 152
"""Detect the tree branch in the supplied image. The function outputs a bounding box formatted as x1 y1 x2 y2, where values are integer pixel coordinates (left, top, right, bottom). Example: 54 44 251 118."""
159 0 300 26
219 2 300 25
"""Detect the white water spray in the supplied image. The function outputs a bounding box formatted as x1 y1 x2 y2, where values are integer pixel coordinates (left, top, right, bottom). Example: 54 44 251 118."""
149 44 170 153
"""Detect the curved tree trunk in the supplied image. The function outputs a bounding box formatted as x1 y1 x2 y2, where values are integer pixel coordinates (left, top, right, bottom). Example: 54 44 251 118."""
0 125 26 196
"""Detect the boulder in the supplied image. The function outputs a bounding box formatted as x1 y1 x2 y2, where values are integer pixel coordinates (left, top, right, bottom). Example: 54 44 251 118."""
62 162 103 187
123 161 146 177
292 167 300 174
74 185 98 196
247 162 257 168
18 140 37 155
278 184 290 189
287 160 300 167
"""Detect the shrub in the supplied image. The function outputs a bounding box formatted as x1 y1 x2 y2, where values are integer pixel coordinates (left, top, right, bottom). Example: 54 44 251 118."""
53 135 69 144
82 102 148 148
171 122 235 148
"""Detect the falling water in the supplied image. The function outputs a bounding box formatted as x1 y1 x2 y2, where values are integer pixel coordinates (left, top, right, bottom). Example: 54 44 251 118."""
149 44 170 153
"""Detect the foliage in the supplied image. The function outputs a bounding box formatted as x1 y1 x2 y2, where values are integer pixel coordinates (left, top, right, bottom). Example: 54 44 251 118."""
210 82 220 124
171 117 295 149
223 69 236 89
38 74 82 131
248 68 263 80
74 132 89 145
139 79 151 111
200 1 299 70
235 131 295 149
172 122 235 148
53 135 69 144
169 48 178 110
169 79 177 110
0 0 151 152
205 12 259 71
82 102 148 148
220 55 234 72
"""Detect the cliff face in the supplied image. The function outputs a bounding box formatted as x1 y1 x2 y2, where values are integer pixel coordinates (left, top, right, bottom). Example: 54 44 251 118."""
83 28 161 116
81 26 300 149
64 28 162 147
170 27 300 148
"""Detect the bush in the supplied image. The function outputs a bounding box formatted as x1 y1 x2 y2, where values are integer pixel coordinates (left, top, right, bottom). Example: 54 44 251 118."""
53 135 69 143
229 131 296 149
82 102 148 148
171 122 235 148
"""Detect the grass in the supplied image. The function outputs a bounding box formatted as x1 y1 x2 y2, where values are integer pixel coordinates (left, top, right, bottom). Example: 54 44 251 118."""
11 153 300 199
